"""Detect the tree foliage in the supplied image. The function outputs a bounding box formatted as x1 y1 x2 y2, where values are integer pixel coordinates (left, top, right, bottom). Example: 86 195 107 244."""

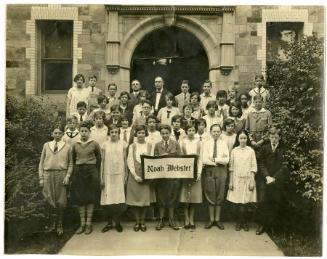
267 35 324 203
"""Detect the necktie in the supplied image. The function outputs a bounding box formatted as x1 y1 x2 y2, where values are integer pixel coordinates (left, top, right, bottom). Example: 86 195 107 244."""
80 115 83 122
54 142 58 152
272 144 276 152
140 111 143 116
200 136 202 141
165 141 169 151
213 139 217 158
184 93 187 102
174 130 180 141
167 110 171 119
123 130 127 142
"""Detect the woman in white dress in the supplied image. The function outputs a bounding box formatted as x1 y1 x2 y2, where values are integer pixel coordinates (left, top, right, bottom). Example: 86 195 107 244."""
227 130 257 232
100 124 128 233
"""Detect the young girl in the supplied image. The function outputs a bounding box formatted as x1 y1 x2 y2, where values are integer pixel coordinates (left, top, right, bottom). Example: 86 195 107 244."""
202 100 223 133
239 93 254 120
227 87 238 107
249 74 270 108
132 90 153 123
190 92 203 119
62 115 80 145
157 93 180 126
88 95 111 122
66 74 89 117
245 94 272 148
227 130 257 231
154 124 182 231
202 124 229 230
194 118 211 143
38 124 73 236
71 121 101 235
119 91 133 123
126 125 156 232
145 115 161 153
171 115 186 144
221 118 237 155
100 125 128 233
181 104 196 130
228 102 245 134
90 111 108 147
179 124 203 229
119 116 133 145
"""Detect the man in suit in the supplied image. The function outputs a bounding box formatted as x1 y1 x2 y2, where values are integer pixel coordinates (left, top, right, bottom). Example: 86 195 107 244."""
129 79 142 109
149 76 171 116
256 127 289 235
175 80 191 113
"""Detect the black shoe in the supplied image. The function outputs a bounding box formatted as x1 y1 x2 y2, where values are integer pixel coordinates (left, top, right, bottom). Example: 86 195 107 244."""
156 218 164 230
133 223 140 232
169 218 180 230
115 223 123 232
140 224 147 232
243 223 249 232
235 223 241 231
101 223 113 233
205 221 214 229
256 225 265 235
216 221 225 230
189 224 196 230
184 223 190 229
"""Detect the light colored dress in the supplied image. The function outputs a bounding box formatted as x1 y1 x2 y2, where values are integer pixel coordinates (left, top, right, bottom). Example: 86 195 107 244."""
220 132 237 154
100 139 127 205
179 138 203 203
90 125 108 147
126 142 156 206
202 114 223 133
145 130 161 153
227 146 257 204
67 86 89 116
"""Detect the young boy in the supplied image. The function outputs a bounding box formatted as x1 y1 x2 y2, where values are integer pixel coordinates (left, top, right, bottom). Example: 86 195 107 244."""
216 90 230 119
202 124 229 230
181 104 196 130
72 101 88 124
119 116 133 145
245 94 272 148
105 83 119 109
175 80 191 113
249 74 270 108
202 100 223 133
154 124 182 231
63 115 80 145
133 100 153 127
107 104 122 128
256 127 288 235
66 74 89 117
90 111 108 147
157 93 180 126
199 80 216 114
88 95 111 122
87 75 103 113
171 115 186 144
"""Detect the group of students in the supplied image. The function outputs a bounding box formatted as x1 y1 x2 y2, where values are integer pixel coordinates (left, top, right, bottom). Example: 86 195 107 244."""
38 73 288 237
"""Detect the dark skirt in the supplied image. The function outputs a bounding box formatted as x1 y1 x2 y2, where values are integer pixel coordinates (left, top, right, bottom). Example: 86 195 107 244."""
71 164 100 206
202 165 227 205
155 179 181 208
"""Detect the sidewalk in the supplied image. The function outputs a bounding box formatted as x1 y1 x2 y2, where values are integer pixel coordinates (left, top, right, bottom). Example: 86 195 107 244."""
59 221 284 256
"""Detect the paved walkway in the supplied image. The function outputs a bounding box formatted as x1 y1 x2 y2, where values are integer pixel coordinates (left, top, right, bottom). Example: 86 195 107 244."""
59 221 283 256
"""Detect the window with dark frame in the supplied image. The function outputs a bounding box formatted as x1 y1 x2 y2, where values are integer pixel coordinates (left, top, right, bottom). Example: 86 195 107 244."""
37 20 73 93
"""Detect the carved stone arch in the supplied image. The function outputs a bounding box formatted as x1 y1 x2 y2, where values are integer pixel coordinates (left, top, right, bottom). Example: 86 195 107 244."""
120 15 219 70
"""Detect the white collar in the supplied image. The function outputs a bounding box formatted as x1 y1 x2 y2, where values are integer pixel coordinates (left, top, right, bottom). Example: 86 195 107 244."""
254 108 267 113
77 138 93 144
66 128 79 133
253 87 267 94
201 93 213 97
49 140 65 152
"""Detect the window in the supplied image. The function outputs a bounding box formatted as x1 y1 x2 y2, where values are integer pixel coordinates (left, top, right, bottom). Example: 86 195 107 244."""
37 20 73 93
266 22 303 64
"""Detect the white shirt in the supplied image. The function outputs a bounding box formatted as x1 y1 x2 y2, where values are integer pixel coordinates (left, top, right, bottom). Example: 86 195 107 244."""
157 106 180 126
120 127 132 143
155 89 163 111
199 93 216 113
202 137 229 166
71 112 88 123
67 86 89 116
49 140 65 152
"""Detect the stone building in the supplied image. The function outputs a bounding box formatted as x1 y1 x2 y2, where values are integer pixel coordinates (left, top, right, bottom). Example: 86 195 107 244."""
6 4 324 111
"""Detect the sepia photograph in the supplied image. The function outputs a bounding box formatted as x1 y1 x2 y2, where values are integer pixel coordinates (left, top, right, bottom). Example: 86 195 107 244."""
4 1 324 256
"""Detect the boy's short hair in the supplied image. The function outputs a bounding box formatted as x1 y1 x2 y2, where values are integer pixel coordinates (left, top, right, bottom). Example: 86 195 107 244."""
97 95 109 104
268 126 281 136
142 100 152 107
159 124 172 133
107 83 117 90
171 114 182 123
216 90 227 99
52 123 65 133
181 80 189 85
210 123 222 132
79 120 93 130
206 100 218 110
119 91 130 99
77 101 87 109
89 75 97 81
223 118 235 131
146 114 158 124
108 124 120 135
203 79 212 87
255 73 265 81
253 94 263 101
94 110 106 120
73 74 85 83
195 118 207 128
66 115 78 123
110 104 120 112
183 104 193 112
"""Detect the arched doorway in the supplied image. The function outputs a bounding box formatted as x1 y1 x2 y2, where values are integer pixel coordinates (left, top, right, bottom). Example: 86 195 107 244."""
130 27 209 94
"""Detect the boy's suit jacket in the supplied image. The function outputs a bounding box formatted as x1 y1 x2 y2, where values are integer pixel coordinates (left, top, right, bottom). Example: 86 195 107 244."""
154 139 182 156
